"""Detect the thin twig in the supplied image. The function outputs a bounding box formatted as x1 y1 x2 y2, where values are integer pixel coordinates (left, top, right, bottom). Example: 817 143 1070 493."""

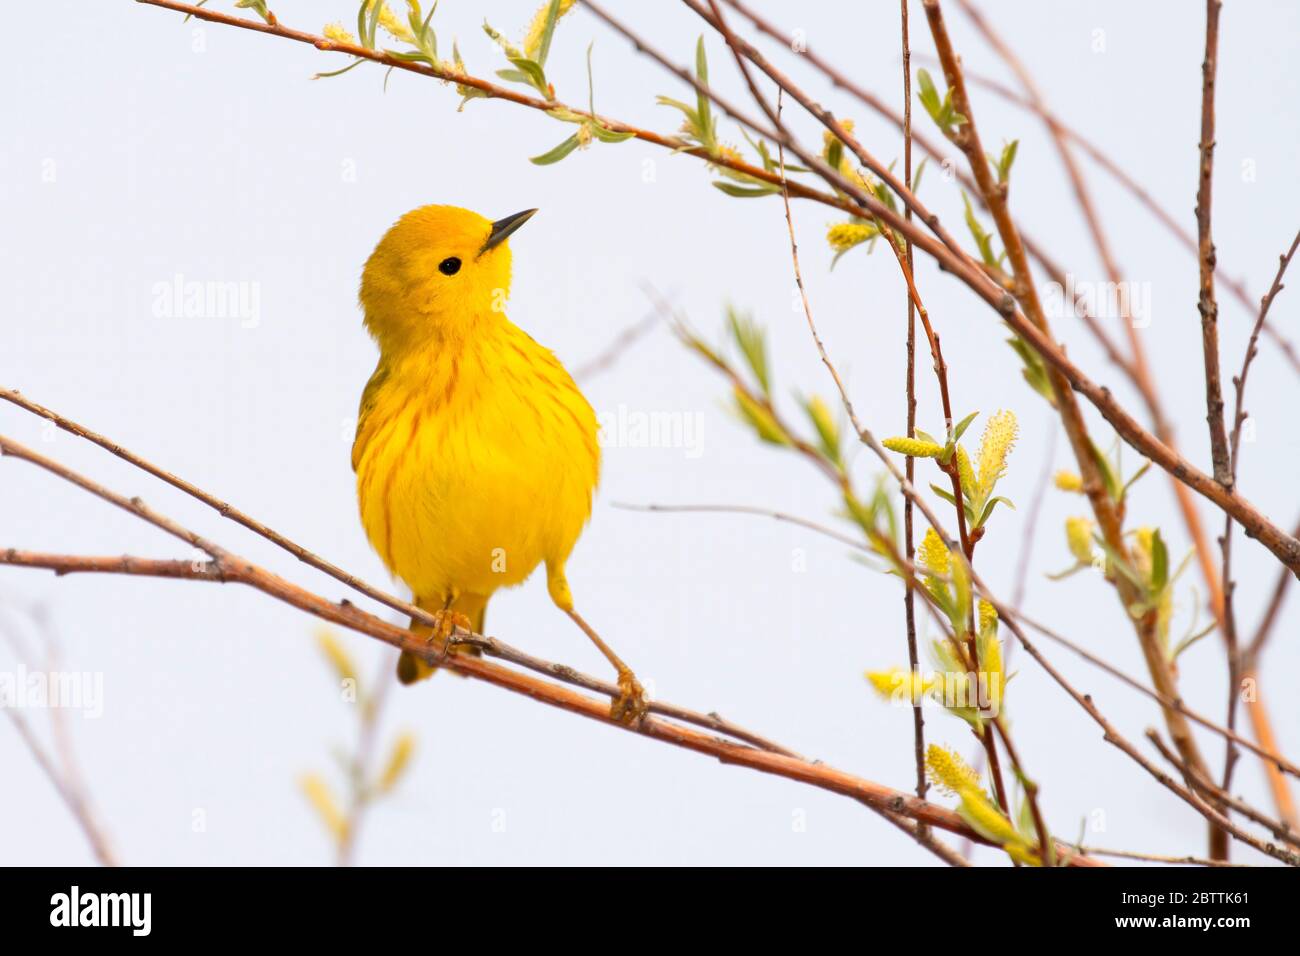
0 605 118 866
1196 0 1231 488
1146 730 1298 853
1073 845 1249 868
571 308 662 382
336 656 396 868
900 0 927 819
1220 231 1300 821
1247 515 1300 663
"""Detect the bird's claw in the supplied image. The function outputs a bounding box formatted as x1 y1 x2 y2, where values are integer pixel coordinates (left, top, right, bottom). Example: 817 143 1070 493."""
610 670 648 726
426 610 473 661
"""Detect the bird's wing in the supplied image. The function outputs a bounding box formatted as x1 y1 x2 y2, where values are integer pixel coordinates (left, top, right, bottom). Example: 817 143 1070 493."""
351 360 389 472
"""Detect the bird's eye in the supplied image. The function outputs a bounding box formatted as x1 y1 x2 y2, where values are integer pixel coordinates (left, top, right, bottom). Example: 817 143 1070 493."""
438 256 462 276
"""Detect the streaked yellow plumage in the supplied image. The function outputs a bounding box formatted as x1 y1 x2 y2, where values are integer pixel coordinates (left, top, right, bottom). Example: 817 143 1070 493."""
352 205 600 684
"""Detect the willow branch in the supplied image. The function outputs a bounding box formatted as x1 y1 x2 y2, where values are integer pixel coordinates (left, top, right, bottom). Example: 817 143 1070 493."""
671 271 1291 861
1073 846 1249 868
921 0 1232 859
667 269 1268 863
1247 515 1300 664
953 0 1221 637
0 543 1062 860
1196 0 1231 487
1146 730 1298 854
899 0 927 819
623 501 1300 783
1230 233 1300 668
943 60 1300 376
955 0 1293 835
570 308 661 382
1220 231 1300 819
135 0 1300 577
0 409 791 758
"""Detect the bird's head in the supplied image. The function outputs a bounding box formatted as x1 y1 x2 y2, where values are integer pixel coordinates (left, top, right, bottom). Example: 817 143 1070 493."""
360 204 536 352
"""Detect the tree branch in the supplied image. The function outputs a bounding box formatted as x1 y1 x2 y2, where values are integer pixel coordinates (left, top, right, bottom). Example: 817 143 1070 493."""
134 0 1300 578
1196 0 1231 487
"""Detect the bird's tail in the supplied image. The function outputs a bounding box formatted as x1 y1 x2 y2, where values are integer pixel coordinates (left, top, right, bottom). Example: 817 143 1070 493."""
397 593 486 685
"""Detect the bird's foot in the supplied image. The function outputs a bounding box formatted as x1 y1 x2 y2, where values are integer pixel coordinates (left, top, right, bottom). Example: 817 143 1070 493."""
610 668 649 726
427 610 474 662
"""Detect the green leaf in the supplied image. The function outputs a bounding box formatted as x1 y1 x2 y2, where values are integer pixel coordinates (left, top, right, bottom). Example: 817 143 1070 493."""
496 68 530 83
1096 538 1145 592
824 137 843 173
713 181 779 198
407 0 438 63
952 410 979 443
1088 439 1121 503
732 389 788 446
546 106 586 123
997 139 1019 184
800 395 843 467
1150 529 1169 591
314 58 366 80
727 308 771 395
911 157 928 193
529 133 581 165
950 554 973 636
976 496 1015 529
962 192 998 267
1045 564 1088 582
589 123 635 144
1120 460 1153 501
695 36 713 146
870 477 899 550
385 50 435 66
1016 793 1037 844
1172 621 1215 661
585 41 597 116
656 95 706 145
1006 336 1056 407
534 0 564 69
929 483 958 508
365 0 384 49
917 69 942 123
507 56 549 93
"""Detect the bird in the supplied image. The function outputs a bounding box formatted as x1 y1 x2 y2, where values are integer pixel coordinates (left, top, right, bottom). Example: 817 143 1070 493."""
351 204 646 723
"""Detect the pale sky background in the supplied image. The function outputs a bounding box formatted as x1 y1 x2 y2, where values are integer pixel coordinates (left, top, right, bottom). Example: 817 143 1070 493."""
1 0 1297 866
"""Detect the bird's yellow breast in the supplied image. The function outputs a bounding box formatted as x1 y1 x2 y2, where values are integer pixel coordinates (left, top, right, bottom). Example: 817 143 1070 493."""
353 317 600 605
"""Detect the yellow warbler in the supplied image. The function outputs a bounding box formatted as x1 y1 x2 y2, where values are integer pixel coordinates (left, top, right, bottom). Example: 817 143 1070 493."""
352 205 645 721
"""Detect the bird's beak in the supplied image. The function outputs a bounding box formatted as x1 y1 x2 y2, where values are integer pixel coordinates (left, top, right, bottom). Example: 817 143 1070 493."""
480 208 538 256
